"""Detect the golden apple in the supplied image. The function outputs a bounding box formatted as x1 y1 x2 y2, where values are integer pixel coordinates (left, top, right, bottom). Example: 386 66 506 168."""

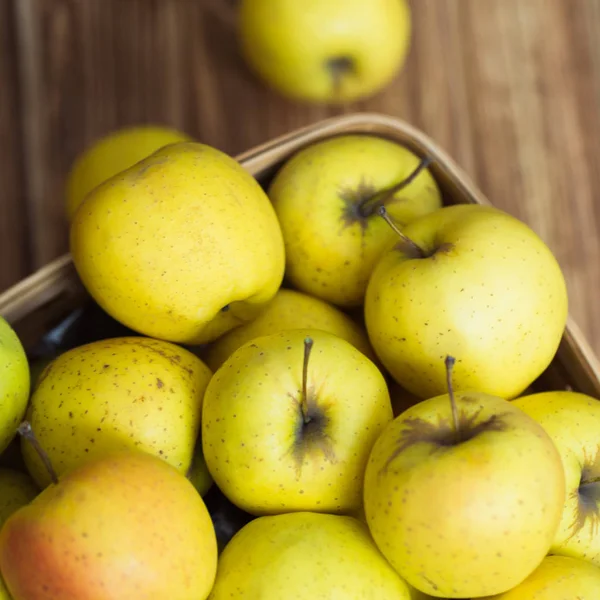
70 142 285 344
0 317 30 456
481 555 600 599
202 329 392 515
365 204 568 400
239 0 412 103
0 448 217 600
363 357 565 598
204 287 375 370
22 337 212 488
65 125 192 220
268 135 441 307
513 391 600 566
208 512 413 599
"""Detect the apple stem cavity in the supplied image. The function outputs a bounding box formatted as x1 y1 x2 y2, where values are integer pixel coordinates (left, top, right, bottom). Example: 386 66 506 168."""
301 337 314 425
377 206 427 258
444 356 461 443
359 156 434 218
17 420 59 485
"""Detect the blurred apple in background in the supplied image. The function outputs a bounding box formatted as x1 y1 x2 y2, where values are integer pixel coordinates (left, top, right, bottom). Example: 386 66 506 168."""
65 125 192 220
238 0 412 103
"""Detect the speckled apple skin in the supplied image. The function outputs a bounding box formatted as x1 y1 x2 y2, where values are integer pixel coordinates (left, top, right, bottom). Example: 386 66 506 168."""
70 142 285 345
0 451 217 600
513 391 600 566
22 337 212 488
365 204 568 400
363 392 566 598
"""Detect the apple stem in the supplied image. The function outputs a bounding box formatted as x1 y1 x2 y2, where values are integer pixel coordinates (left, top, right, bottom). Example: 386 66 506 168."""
444 356 461 443
359 156 434 217
377 206 427 258
17 421 59 485
301 337 314 424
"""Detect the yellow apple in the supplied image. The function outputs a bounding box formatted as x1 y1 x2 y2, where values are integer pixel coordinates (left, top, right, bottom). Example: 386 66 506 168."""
204 287 375 370
65 125 192 220
70 142 285 344
268 135 441 307
365 204 568 400
202 329 393 515
208 512 413 599
239 0 412 103
0 317 30 456
363 357 565 598
22 337 212 488
481 555 600 599
512 391 600 566
0 448 217 600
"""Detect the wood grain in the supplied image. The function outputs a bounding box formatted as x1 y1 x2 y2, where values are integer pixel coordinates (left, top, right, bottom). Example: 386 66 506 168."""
3 0 600 356
0 0 30 289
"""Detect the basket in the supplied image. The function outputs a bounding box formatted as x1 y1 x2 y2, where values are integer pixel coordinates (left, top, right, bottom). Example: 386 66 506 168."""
1 112 599 399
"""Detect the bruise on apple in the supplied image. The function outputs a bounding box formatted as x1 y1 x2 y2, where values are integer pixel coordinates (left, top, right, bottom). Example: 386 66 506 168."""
571 446 600 538
380 404 509 474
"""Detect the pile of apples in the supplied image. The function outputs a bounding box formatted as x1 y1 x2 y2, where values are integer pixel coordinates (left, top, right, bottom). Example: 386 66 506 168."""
0 130 599 600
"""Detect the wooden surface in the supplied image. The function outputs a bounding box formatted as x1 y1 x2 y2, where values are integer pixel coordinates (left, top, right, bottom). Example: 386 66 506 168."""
2 0 600 354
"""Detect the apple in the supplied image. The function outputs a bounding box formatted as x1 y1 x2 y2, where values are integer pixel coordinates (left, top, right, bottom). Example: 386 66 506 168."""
365 204 569 400
268 134 441 307
512 391 600 566
208 512 414 598
481 555 600 599
363 356 566 598
238 0 412 103
202 329 393 515
65 125 192 221
1 422 218 600
70 142 285 345
0 317 30 456
22 336 212 488
204 287 376 371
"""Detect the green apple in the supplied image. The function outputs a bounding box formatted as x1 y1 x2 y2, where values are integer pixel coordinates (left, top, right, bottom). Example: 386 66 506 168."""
481 555 600 599
365 204 568 400
0 317 30 456
204 287 376 370
268 135 441 307
202 329 393 515
208 512 414 599
363 356 566 598
512 391 600 566
239 0 412 103
1 426 217 600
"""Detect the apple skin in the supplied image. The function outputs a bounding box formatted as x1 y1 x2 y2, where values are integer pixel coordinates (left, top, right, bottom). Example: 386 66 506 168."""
202 329 393 516
204 287 376 370
480 555 600 599
512 391 600 566
208 512 414 599
268 135 441 307
238 0 412 104
365 204 568 400
363 391 566 598
0 450 218 600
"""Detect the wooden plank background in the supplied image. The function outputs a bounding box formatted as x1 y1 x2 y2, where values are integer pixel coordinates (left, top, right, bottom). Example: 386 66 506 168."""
1 0 600 354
